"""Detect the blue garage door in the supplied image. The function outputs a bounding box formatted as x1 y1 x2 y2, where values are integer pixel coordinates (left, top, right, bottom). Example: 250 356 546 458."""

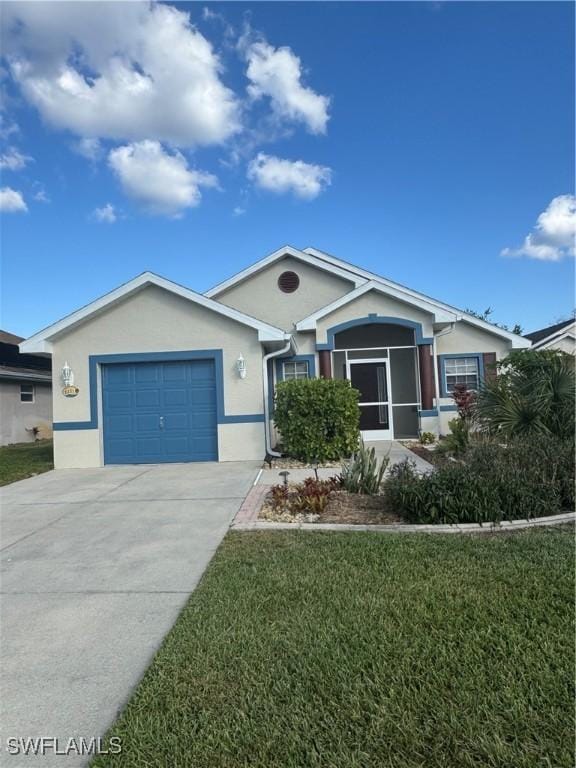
102 360 218 464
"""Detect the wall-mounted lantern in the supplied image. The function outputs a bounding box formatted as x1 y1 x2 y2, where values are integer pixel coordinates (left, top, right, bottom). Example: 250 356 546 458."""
61 361 80 397
61 361 74 387
236 354 247 379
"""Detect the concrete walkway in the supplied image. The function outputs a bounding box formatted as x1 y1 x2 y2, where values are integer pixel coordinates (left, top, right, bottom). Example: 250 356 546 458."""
257 440 432 485
0 461 259 766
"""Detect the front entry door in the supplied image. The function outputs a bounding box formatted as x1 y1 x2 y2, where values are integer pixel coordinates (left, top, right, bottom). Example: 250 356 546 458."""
348 360 393 440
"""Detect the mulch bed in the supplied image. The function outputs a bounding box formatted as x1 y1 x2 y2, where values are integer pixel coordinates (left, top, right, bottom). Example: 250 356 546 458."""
405 443 443 465
263 456 341 470
322 490 403 524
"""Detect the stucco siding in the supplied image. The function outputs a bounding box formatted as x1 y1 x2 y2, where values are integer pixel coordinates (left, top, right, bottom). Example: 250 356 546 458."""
315 291 435 345
292 331 317 355
218 422 265 461
215 256 355 332
0 380 52 445
537 335 575 354
54 429 101 468
50 285 266 466
436 322 512 358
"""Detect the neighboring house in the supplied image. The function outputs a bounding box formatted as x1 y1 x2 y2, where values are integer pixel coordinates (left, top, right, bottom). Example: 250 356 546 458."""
20 246 530 468
0 330 52 445
524 319 575 355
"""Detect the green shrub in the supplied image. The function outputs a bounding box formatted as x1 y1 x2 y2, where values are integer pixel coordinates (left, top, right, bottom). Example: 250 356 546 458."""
419 431 436 445
274 378 360 462
385 436 575 524
339 440 389 495
436 418 471 457
475 350 575 440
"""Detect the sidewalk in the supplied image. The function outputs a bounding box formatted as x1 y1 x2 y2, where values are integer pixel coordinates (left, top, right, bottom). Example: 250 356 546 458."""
257 441 432 486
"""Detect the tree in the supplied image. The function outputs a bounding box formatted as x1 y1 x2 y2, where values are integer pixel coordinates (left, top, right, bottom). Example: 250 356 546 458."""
465 307 523 335
475 350 575 439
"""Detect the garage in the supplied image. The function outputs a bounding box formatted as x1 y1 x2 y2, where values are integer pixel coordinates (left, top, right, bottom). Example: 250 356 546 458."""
102 359 218 464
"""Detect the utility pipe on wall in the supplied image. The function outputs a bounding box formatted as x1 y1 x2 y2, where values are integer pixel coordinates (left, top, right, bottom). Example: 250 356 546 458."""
262 339 293 458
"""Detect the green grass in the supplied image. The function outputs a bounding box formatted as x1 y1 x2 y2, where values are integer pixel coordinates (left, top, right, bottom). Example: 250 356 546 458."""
0 439 54 486
93 529 574 768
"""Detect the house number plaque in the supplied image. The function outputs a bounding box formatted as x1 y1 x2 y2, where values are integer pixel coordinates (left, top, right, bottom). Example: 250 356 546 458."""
62 386 80 397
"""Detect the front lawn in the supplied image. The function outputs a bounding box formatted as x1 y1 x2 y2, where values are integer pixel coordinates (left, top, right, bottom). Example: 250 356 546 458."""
93 528 574 768
0 439 54 486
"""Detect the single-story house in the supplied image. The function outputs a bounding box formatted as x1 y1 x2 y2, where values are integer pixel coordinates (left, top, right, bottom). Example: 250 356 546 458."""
0 329 52 445
524 319 575 355
20 245 530 468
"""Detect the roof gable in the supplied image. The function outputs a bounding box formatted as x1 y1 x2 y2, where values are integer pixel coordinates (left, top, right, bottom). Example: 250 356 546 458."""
204 245 365 298
525 318 575 344
303 247 531 348
296 281 457 329
20 272 288 354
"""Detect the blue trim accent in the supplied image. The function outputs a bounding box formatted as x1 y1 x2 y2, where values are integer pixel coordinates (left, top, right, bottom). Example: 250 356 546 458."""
220 413 265 423
438 353 485 398
440 405 458 412
316 316 433 351
419 409 438 417
53 350 265 431
53 421 94 431
275 354 317 382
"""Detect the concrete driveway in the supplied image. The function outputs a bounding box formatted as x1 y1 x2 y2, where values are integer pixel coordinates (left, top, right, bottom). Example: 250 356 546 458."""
0 461 259 766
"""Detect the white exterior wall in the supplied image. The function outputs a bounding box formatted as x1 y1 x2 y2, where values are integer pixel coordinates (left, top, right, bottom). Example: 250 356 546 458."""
536 335 576 354
436 322 511 357
215 255 355 332
436 321 513 434
50 285 266 468
0 380 52 445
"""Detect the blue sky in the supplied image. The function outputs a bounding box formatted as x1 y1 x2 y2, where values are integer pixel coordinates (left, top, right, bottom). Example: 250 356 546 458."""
1 1 574 338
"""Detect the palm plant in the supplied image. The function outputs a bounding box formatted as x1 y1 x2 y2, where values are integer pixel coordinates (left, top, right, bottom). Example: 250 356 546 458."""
475 350 575 439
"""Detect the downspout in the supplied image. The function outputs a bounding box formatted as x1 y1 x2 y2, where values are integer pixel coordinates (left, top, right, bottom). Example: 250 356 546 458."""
262 338 293 457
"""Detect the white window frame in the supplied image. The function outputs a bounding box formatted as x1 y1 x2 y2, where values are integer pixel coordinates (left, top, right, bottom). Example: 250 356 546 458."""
444 357 480 393
20 383 35 403
282 360 310 381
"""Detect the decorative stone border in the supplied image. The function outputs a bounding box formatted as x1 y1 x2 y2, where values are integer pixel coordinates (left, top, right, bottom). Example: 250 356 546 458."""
231 510 575 534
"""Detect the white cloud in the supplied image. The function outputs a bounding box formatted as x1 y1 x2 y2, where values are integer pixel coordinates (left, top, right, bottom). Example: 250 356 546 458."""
2 2 240 147
0 186 27 212
0 147 31 170
502 195 576 261
93 203 117 223
32 182 49 203
232 205 246 216
73 138 102 162
247 153 331 200
0 115 19 140
244 40 330 135
108 140 218 217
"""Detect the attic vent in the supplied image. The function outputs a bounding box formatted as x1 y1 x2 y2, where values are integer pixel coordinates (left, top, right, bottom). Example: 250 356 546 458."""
278 271 300 293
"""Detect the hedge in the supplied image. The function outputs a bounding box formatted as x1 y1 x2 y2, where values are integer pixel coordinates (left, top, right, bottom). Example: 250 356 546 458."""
274 378 360 462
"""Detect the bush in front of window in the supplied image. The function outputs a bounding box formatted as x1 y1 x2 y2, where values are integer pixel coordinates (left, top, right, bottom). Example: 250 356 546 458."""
274 379 360 463
475 349 575 440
